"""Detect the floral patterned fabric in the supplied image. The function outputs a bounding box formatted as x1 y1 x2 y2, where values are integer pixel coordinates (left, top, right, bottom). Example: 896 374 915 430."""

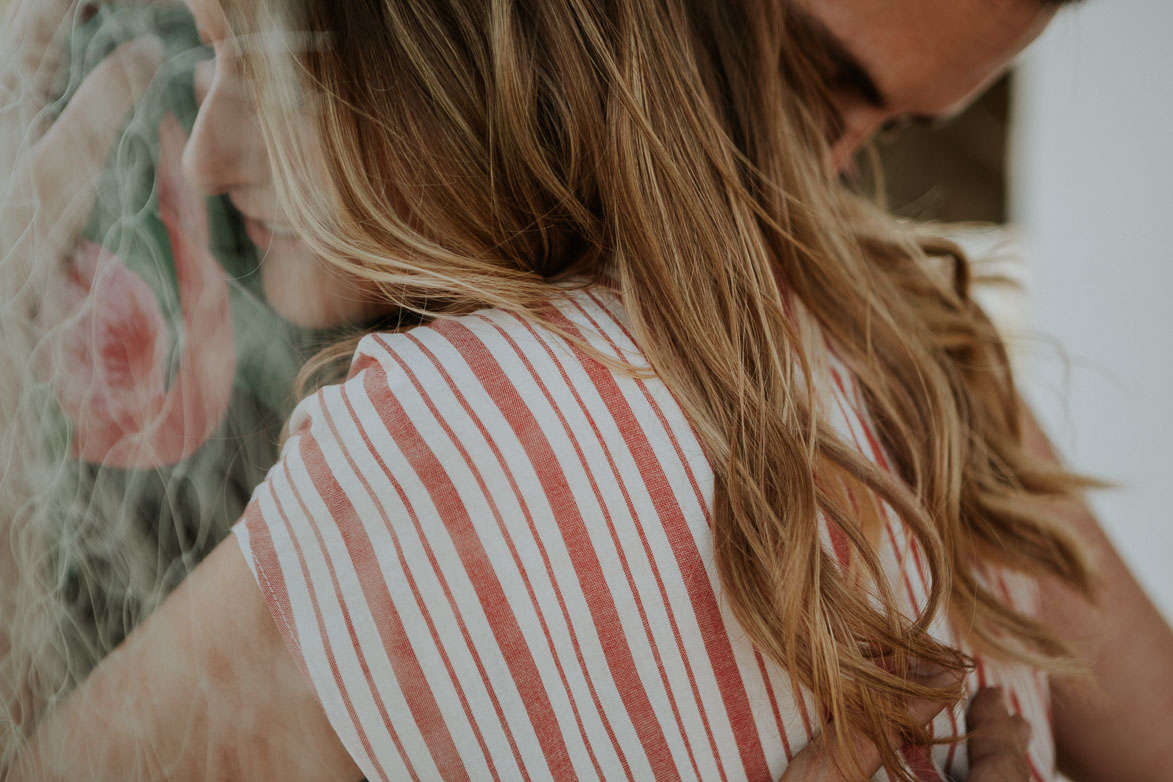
38 5 375 653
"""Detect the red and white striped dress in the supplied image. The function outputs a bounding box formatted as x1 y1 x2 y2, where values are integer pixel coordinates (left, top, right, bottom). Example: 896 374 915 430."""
232 283 1055 781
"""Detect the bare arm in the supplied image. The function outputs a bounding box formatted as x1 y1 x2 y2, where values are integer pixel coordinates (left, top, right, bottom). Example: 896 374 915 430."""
1021 406 1173 782
9 540 1040 782
8 540 362 782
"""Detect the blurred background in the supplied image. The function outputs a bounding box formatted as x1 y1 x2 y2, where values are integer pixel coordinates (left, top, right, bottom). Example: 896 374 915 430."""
876 0 1173 622
1013 0 1173 624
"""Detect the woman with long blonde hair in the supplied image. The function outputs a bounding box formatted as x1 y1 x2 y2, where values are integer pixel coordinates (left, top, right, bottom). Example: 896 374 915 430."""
1 0 1171 779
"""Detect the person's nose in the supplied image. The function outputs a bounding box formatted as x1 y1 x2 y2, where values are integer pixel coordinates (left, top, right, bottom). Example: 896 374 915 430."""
181 60 269 196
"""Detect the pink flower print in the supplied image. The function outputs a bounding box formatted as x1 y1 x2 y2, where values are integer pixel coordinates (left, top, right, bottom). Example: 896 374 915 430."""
43 113 236 469
50 239 172 445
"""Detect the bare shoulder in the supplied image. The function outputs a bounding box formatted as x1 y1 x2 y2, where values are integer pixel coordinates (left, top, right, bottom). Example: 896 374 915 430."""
10 538 362 781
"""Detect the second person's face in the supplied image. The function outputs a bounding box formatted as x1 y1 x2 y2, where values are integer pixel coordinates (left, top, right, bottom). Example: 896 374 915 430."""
180 0 390 329
179 0 1062 290
790 0 1057 172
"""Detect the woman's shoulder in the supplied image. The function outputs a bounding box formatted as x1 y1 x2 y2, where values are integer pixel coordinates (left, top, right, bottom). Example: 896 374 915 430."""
361 281 636 372
281 281 659 463
306 283 632 412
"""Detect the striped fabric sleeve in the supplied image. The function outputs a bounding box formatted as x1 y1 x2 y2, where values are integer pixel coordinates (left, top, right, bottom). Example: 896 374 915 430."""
232 309 706 782
233 312 677 782
229 305 783 782
232 343 452 782
231 295 1055 782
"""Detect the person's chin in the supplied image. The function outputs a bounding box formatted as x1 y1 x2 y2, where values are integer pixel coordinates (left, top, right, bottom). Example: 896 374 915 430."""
248 226 387 329
247 225 326 327
243 216 303 256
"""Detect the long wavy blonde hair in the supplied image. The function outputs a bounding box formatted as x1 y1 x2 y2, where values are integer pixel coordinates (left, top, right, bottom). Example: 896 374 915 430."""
1 0 1093 777
220 0 1098 778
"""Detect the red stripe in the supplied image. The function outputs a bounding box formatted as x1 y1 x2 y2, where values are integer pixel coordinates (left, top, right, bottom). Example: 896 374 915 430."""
824 358 968 778
506 310 716 781
754 651 792 762
993 572 1053 778
942 700 961 776
1007 689 1046 782
537 304 770 781
580 291 799 771
313 396 477 781
829 363 934 606
579 292 711 521
829 364 891 473
811 339 1053 781
827 358 971 776
405 331 630 781
821 475 855 570
793 685 815 745
268 457 400 782
394 333 612 781
825 367 924 617
283 445 426 781
823 352 929 618
337 379 508 780
403 322 684 780
242 502 306 679
901 743 945 781
360 352 574 780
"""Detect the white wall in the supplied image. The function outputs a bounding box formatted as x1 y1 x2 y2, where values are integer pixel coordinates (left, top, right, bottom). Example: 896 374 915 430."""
1010 0 1173 621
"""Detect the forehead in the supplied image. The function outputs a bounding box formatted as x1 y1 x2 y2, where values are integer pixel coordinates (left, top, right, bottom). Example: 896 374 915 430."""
791 0 1055 117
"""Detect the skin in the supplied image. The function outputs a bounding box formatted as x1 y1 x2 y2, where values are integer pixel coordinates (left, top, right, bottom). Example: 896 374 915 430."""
1020 409 1173 781
181 0 388 328
3 0 1171 779
795 1 1173 776
792 0 1057 171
